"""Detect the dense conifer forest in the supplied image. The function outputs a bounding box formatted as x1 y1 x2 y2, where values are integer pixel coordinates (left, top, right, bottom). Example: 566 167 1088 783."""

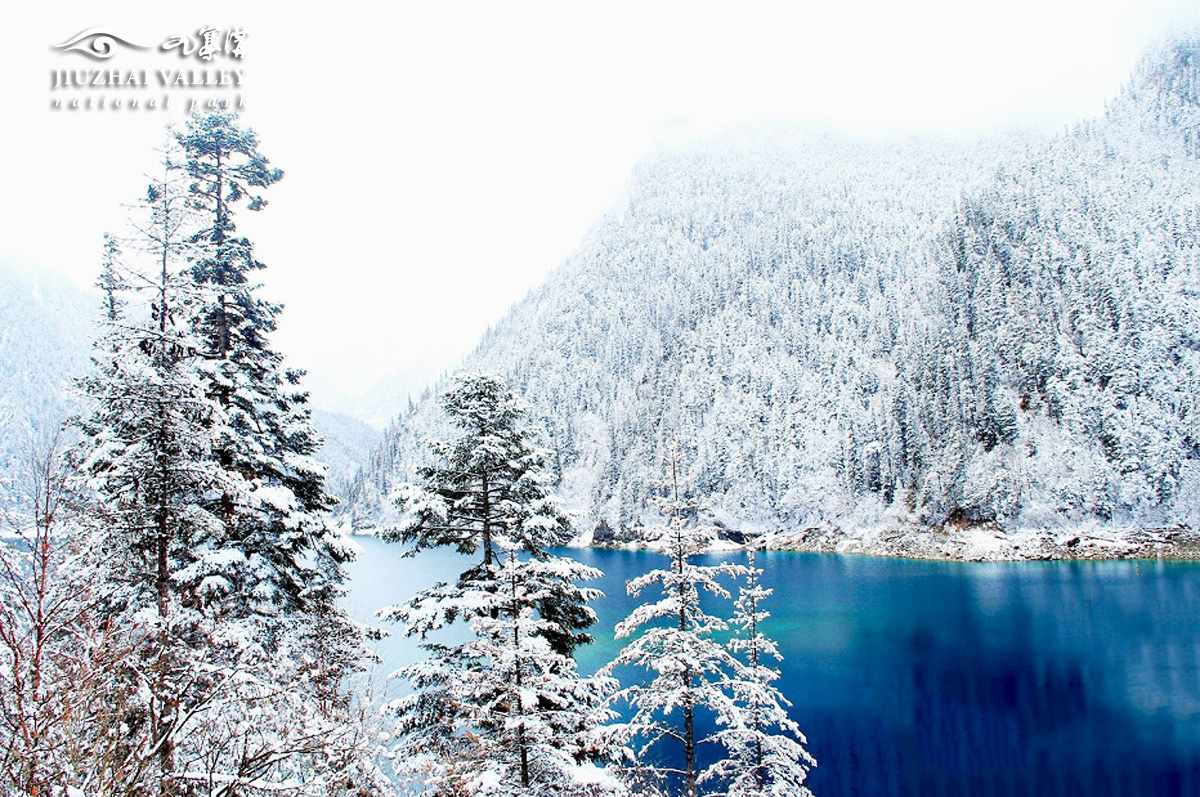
350 43 1200 545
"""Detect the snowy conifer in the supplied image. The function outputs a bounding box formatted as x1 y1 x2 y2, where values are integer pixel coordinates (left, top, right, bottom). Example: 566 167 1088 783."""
73 159 232 792
385 373 594 653
95 232 126 323
71 122 382 795
173 110 350 631
382 375 620 794
384 553 619 795
601 449 748 797
705 550 815 796
479 551 619 793
175 110 377 791
390 550 617 795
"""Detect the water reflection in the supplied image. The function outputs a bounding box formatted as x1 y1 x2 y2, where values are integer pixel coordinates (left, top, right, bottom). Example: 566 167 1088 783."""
346 539 1200 796
753 553 1200 796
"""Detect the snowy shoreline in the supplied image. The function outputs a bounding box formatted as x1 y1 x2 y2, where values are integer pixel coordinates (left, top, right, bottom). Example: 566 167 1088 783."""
587 525 1200 563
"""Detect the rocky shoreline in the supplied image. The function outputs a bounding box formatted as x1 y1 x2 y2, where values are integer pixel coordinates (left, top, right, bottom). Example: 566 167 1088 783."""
763 524 1200 562
591 524 1200 562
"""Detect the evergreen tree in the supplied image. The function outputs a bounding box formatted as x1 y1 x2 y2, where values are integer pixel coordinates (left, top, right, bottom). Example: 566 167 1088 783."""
173 110 339 621
382 374 619 794
388 550 619 795
172 109 367 703
601 449 749 797
95 232 126 323
385 373 595 654
74 159 230 794
72 119 382 795
464 550 621 794
706 551 815 796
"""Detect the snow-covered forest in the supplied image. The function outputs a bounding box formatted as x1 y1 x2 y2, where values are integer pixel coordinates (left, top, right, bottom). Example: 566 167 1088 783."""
4 32 1200 797
1 112 385 794
0 266 93 506
0 110 815 795
349 42 1200 544
376 374 814 795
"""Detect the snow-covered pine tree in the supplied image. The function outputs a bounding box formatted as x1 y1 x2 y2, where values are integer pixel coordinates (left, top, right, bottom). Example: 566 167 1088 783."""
383 555 619 794
173 110 367 711
381 374 619 794
432 549 618 795
601 448 749 797
384 373 596 654
174 109 334 610
96 232 125 323
73 123 384 795
705 550 815 796
74 160 232 793
484 550 621 793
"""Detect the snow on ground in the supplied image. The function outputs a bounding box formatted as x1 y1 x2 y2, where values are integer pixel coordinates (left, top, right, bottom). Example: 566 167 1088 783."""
571 512 1200 561
758 522 1199 562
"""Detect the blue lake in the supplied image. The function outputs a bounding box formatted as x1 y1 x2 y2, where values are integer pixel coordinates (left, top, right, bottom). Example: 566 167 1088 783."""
344 537 1200 796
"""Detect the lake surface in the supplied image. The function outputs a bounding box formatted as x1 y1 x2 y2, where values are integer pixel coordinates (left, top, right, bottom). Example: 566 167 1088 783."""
344 537 1200 796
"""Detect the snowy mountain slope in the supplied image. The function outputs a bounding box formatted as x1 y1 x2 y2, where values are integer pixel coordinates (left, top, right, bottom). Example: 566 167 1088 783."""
346 365 439 431
305 360 438 431
351 43 1200 543
347 129 1013 534
0 261 380 508
0 263 94 502
929 50 1200 530
311 408 382 501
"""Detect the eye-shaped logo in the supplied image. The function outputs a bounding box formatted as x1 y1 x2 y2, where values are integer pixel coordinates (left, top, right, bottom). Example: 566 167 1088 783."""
53 29 151 59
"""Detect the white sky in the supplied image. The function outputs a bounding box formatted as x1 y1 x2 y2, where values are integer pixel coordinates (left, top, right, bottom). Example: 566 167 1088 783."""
2 0 1198 412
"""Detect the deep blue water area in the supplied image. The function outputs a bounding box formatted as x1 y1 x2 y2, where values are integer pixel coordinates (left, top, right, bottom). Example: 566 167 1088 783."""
346 538 1200 796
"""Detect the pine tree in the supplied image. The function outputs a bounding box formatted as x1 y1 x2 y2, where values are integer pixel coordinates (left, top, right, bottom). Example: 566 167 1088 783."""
706 551 815 796
381 374 619 794
95 232 126 323
175 110 382 792
389 550 617 795
72 120 382 795
74 159 230 794
173 110 347 626
384 373 594 654
482 550 621 794
601 448 748 797
171 111 372 716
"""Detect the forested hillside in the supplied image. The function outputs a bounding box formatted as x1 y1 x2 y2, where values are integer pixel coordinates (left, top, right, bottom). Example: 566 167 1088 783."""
0 264 93 505
350 43 1200 542
312 408 382 499
0 267 377 509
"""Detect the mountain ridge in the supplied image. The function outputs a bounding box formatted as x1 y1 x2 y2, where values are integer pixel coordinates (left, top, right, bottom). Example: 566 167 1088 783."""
350 43 1200 554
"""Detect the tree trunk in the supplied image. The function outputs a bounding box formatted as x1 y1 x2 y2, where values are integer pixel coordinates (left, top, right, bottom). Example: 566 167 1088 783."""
481 471 493 567
155 415 176 796
518 723 530 789
684 690 696 797
511 559 529 788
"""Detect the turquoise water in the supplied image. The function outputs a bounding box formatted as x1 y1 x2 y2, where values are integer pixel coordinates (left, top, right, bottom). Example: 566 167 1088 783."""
345 538 1200 796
